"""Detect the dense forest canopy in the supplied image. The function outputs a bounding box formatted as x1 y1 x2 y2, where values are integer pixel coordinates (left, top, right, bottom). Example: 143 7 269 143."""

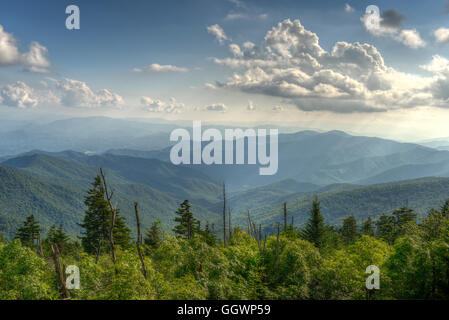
1 172 448 300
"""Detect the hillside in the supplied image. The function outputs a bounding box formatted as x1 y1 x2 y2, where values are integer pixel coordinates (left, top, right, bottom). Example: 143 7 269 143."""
106 130 449 190
0 152 223 240
231 177 449 232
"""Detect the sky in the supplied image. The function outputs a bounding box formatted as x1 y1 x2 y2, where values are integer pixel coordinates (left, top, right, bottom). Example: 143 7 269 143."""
2 0 449 141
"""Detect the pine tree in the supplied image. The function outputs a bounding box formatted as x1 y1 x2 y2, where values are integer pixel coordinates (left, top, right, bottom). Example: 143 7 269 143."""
361 217 375 236
144 219 163 250
301 196 325 248
441 199 449 217
79 175 131 254
202 222 217 246
15 215 41 248
376 214 396 244
173 200 197 239
46 224 69 253
111 210 132 249
341 216 358 244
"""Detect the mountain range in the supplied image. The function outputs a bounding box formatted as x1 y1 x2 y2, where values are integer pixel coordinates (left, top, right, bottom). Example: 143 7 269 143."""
2 118 449 239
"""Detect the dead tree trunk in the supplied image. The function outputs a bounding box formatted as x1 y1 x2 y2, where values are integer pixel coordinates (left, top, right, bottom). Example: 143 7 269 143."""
38 235 44 257
228 208 232 241
275 222 280 270
50 243 70 300
100 168 117 270
134 202 147 279
283 202 287 232
223 183 226 247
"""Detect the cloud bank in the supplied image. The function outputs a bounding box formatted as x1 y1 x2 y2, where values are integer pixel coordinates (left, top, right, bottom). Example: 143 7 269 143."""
209 18 447 113
0 25 51 73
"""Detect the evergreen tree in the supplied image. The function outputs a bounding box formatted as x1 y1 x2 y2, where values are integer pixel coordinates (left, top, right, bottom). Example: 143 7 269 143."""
361 217 375 236
376 214 396 244
15 215 41 248
46 224 69 253
79 175 131 254
341 216 358 244
202 222 217 246
301 196 325 248
144 219 163 250
441 199 449 217
393 207 416 228
173 200 198 239
112 210 132 249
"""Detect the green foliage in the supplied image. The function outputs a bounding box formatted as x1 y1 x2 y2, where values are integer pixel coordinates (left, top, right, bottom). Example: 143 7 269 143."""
1 170 449 301
300 196 325 248
341 216 358 245
361 217 375 236
79 175 131 254
144 219 163 250
15 215 41 249
173 200 199 240
0 240 57 299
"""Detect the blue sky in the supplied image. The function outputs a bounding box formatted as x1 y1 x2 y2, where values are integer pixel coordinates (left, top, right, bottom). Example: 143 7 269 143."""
2 0 449 140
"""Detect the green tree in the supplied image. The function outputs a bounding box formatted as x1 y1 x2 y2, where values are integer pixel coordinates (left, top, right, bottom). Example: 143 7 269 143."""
15 215 41 248
376 214 396 244
79 175 131 254
173 200 198 240
301 196 325 248
202 222 217 246
46 224 69 253
144 219 163 250
441 199 449 217
361 217 374 236
341 216 358 245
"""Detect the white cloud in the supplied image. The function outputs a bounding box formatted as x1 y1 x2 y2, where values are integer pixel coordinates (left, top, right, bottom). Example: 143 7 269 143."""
206 103 227 112
208 18 446 113
207 24 228 44
345 4 355 13
0 81 39 108
434 27 449 43
141 96 184 113
22 42 51 73
396 29 426 49
361 10 425 49
229 43 243 57
53 78 123 108
133 63 188 73
420 55 449 74
224 13 248 21
0 25 51 73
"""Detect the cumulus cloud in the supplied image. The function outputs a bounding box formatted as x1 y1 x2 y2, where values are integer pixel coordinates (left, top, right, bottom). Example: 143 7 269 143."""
206 103 227 112
229 43 243 57
52 78 123 108
397 29 426 48
141 96 184 113
0 25 51 73
345 4 355 13
207 24 228 44
0 81 39 108
361 9 425 49
133 63 188 73
434 27 449 43
208 18 448 113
